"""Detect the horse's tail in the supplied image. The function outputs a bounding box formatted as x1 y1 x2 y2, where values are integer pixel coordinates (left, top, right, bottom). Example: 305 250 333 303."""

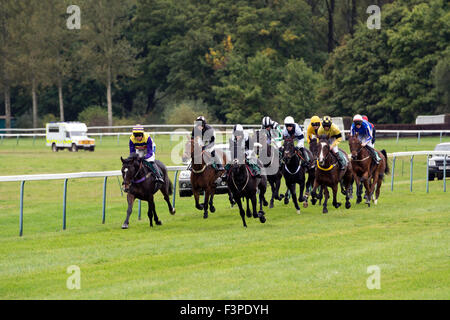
381 149 389 175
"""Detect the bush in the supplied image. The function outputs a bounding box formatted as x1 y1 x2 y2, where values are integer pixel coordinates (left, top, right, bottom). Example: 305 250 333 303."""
163 99 217 125
78 106 108 126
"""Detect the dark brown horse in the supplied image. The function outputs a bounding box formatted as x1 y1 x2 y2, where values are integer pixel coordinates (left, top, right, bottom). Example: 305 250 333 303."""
183 138 227 219
121 154 175 229
348 134 389 206
308 137 323 205
281 138 314 214
227 159 267 227
254 130 284 208
311 136 353 214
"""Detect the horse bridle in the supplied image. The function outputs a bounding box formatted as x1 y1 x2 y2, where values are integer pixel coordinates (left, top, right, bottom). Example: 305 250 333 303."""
231 161 250 192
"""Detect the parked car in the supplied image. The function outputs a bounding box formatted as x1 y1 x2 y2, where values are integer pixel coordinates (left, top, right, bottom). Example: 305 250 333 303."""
46 122 95 152
428 142 450 181
179 143 230 197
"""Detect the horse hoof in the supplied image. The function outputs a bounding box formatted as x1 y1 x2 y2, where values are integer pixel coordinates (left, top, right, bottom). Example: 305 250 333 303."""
263 200 268 207
210 206 216 213
171 208 176 215
356 197 362 204
259 216 266 223
196 204 204 211
374 199 378 205
334 202 341 208
303 202 308 208
203 213 208 219
269 201 274 209
279 194 284 200
345 202 351 209
296 210 301 215
246 211 252 218
121 224 128 229
323 208 328 214
253 212 259 218
284 198 289 205
156 220 162 226
311 199 317 205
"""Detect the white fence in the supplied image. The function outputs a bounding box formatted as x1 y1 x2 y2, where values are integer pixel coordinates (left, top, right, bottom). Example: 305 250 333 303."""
0 166 187 236
390 151 450 193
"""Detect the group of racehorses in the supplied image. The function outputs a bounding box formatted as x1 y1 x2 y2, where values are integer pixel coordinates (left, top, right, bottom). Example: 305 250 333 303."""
120 131 389 229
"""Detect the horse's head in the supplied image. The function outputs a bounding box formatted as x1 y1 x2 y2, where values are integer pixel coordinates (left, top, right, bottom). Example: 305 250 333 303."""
283 138 296 163
317 135 331 167
121 154 141 192
182 138 193 163
309 136 320 159
348 133 361 160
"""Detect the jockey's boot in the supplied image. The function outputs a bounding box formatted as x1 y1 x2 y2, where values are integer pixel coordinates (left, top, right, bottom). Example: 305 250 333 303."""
300 147 311 168
366 146 381 165
334 150 347 170
148 161 164 186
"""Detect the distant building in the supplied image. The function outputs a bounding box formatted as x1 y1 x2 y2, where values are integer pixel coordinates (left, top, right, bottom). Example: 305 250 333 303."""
415 114 450 125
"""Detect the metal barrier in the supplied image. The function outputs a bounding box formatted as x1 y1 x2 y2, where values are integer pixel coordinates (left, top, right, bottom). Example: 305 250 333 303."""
0 166 187 236
390 151 450 193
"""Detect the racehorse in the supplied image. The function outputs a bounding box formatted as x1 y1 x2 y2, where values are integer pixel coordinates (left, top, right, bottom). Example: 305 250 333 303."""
183 138 227 219
281 138 313 214
254 130 285 208
121 154 175 229
348 134 389 206
227 159 267 227
311 135 353 214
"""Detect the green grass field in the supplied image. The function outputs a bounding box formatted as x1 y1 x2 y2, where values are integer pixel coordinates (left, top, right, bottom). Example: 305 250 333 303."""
0 134 449 299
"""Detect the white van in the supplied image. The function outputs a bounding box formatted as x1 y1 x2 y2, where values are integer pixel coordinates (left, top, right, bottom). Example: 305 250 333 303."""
46 122 95 152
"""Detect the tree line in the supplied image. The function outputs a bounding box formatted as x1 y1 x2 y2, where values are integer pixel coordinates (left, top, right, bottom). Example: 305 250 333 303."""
0 0 448 129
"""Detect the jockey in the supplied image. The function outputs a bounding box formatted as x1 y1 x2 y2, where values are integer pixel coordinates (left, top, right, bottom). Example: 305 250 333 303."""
191 116 224 171
351 114 381 164
261 116 283 149
362 115 376 146
227 124 261 177
306 115 321 144
129 124 164 184
282 116 311 167
317 116 346 170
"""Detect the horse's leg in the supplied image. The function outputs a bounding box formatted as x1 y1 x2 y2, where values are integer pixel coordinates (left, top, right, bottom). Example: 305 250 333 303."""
122 193 135 229
284 188 290 205
151 198 162 226
228 188 235 207
322 186 329 214
209 188 216 213
299 174 308 208
246 196 252 218
289 183 301 214
276 174 284 200
160 182 176 215
269 177 275 208
147 196 154 227
235 196 247 228
374 174 383 205
193 188 204 210
331 183 341 209
203 188 210 219
362 172 372 207
258 180 267 219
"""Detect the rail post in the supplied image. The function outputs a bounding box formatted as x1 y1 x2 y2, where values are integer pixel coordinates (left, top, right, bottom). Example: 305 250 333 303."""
417 132 420 144
440 131 443 143
138 200 142 220
63 179 68 230
426 155 429 193
410 155 414 192
172 170 179 208
396 132 400 144
19 181 25 236
444 155 447 192
391 156 396 191
102 177 107 224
